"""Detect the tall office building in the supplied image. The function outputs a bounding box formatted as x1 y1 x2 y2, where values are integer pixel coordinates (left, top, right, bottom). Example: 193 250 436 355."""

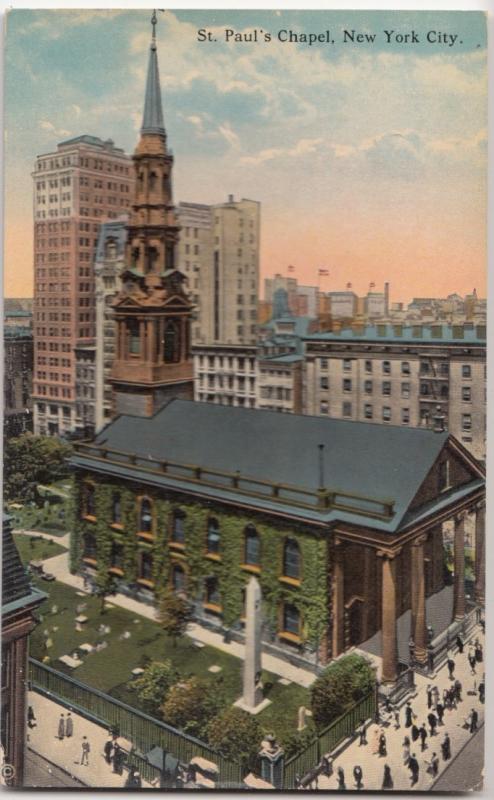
176 202 213 343
32 135 134 436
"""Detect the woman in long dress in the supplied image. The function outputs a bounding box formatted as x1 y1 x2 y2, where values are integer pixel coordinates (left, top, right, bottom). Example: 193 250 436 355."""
371 727 380 755
402 735 411 765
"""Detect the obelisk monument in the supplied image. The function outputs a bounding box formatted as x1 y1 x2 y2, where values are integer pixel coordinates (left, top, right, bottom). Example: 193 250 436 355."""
234 576 271 713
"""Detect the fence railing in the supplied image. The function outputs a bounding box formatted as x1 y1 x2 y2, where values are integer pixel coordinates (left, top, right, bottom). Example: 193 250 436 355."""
28 658 243 787
283 690 376 789
426 604 478 674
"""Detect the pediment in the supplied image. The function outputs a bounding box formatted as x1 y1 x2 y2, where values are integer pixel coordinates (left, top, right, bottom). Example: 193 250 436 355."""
408 436 484 513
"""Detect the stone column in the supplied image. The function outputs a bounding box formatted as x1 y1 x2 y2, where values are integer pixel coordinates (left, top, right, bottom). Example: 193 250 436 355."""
361 547 373 640
139 319 146 360
411 534 428 663
332 539 345 658
118 321 126 359
148 319 156 363
474 500 485 607
453 511 466 620
378 549 400 684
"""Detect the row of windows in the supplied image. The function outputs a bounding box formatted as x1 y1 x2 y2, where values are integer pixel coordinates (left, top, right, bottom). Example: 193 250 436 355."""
319 358 473 378
82 488 303 579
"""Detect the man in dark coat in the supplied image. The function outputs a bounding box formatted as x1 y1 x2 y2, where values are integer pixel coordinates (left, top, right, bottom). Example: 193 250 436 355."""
378 732 387 757
429 752 439 778
337 767 346 790
405 702 413 728
382 764 393 790
426 684 432 709
478 681 485 704
408 753 419 786
436 701 444 724
411 723 420 742
104 738 113 764
358 720 367 746
419 724 428 752
353 766 363 790
428 712 437 737
470 708 478 733
454 679 462 703
447 657 455 680
456 634 464 654
57 714 65 740
475 642 483 663
113 744 125 775
441 733 451 761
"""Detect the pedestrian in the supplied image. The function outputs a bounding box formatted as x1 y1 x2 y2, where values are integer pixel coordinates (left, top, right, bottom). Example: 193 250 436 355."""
402 735 411 765
112 743 124 775
470 708 478 734
132 771 142 788
427 752 439 778
353 765 363 790
337 767 346 791
447 656 455 680
431 685 440 709
426 684 432 709
382 764 393 790
427 711 437 737
57 713 65 740
371 727 380 755
27 706 36 729
454 679 462 703
448 687 457 710
419 724 428 752
436 702 444 725
478 680 485 704
358 720 367 746
103 737 113 764
468 648 477 675
65 712 73 738
81 736 90 766
320 755 333 778
456 634 464 654
405 702 413 728
475 641 483 663
378 731 387 757
411 722 420 742
441 733 451 761
408 752 419 786
394 708 400 730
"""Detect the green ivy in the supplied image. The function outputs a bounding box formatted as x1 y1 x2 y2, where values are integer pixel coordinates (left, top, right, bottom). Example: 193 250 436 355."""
70 475 329 645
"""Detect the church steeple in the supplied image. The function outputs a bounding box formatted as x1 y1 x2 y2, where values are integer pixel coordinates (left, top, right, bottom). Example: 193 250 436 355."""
109 11 194 418
141 11 166 137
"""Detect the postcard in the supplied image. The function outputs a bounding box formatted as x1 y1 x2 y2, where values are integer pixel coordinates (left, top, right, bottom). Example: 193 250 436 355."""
2 7 487 793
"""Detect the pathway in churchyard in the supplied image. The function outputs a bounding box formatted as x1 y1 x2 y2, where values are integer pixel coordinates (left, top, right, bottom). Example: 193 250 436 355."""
314 624 485 793
17 529 315 687
27 691 155 789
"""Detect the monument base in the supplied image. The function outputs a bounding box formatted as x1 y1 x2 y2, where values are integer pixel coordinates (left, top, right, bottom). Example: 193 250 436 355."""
234 697 272 715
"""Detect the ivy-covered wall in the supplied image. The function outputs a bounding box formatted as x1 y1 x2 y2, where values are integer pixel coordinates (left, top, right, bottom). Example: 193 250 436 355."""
70 471 329 646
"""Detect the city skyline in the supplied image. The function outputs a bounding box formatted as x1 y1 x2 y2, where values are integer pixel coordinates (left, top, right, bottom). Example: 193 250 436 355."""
5 9 487 301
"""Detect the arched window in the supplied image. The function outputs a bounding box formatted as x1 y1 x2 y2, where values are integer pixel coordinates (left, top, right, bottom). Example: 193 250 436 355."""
111 492 121 526
139 552 153 582
139 498 153 534
205 576 220 606
110 542 124 570
164 320 181 363
206 518 220 555
283 539 301 580
244 525 260 567
82 532 97 560
105 238 117 260
282 603 300 636
172 564 186 592
82 482 96 518
127 318 140 355
149 171 157 191
171 510 186 544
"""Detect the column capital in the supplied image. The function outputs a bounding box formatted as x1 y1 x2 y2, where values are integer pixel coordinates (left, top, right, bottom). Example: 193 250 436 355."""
411 533 428 548
454 509 468 525
475 499 486 513
376 547 402 560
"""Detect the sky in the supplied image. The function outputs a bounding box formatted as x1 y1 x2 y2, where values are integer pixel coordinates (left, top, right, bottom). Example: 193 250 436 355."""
4 8 487 303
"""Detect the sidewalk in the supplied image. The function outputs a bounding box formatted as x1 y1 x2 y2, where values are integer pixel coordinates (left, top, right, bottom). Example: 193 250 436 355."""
315 625 484 792
27 691 154 789
19 530 316 687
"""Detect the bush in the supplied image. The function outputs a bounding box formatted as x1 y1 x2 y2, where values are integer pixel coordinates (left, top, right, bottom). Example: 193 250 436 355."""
161 676 226 738
310 653 375 730
132 660 178 707
206 707 262 769
282 724 317 759
157 590 193 647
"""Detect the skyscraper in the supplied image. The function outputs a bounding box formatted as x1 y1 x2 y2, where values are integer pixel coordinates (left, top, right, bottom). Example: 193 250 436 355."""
109 13 194 417
32 136 133 436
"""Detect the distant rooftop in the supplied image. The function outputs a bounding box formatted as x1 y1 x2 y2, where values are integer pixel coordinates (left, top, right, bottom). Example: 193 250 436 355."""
4 326 33 339
5 310 31 318
305 323 486 345
57 135 125 153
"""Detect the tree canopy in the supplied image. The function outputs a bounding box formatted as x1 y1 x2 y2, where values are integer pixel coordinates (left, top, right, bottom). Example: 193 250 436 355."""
157 590 193 647
310 653 376 729
161 676 225 738
4 433 72 503
132 660 178 706
206 707 262 768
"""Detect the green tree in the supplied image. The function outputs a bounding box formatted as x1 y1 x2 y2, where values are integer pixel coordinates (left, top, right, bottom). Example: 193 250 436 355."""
161 676 226 738
310 653 376 730
4 433 72 504
132 660 178 706
93 572 118 614
157 590 193 647
206 707 262 770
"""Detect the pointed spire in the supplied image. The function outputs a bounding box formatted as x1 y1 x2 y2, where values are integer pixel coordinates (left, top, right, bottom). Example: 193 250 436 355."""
141 10 165 136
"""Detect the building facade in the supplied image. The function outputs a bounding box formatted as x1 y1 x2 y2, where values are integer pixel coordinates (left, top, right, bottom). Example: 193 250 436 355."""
176 202 214 344
94 219 127 431
193 344 257 407
32 135 133 436
4 326 33 438
304 323 486 462
74 342 96 438
70 400 485 683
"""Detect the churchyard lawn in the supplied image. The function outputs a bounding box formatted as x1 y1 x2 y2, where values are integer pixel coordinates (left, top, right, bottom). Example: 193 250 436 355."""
13 533 67 564
28 576 311 746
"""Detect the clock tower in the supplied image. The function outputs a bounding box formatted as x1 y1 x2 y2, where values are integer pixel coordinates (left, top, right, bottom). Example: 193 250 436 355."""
110 12 194 417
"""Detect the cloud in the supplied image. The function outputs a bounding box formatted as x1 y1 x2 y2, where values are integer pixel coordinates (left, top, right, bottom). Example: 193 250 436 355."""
39 120 71 137
218 123 239 147
241 137 324 165
71 104 81 117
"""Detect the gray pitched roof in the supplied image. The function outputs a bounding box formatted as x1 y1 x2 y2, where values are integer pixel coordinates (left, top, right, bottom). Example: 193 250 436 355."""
2 515 31 608
141 41 165 136
71 400 483 533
